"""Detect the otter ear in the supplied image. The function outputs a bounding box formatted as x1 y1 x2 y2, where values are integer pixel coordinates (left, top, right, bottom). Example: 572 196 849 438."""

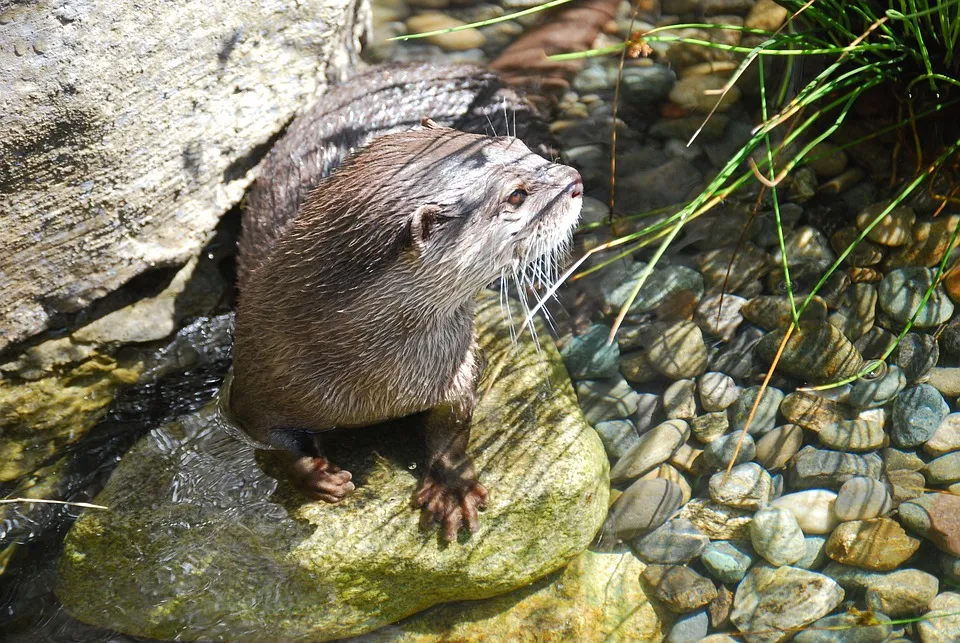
421 117 442 130
408 204 443 254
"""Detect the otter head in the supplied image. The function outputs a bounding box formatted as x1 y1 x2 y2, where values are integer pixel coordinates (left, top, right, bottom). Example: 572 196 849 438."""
399 119 583 301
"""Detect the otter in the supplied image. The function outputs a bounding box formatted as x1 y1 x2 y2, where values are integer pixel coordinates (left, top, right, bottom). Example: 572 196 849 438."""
230 64 583 541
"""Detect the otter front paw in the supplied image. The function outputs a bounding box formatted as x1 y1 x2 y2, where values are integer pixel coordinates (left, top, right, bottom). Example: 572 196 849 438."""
291 455 355 503
415 475 489 542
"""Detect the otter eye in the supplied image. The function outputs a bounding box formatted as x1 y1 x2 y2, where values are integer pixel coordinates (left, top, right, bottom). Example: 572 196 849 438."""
507 188 527 207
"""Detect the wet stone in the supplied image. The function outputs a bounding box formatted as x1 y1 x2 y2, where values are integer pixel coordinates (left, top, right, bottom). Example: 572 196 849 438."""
710 325 764 379
561 324 620 380
825 518 920 571
741 295 827 331
856 202 916 247
697 244 773 296
882 447 925 471
666 609 709 643
917 591 960 642
632 517 709 564
774 226 835 270
897 332 939 383
780 391 851 432
690 411 730 444
643 321 709 380
795 536 828 570
834 477 892 522
594 419 639 461
924 452 960 484
757 322 864 384
641 463 692 504
631 393 664 434
848 364 906 409
663 379 697 420
771 489 840 535
855 326 899 361
729 385 783 435
708 584 733 630
668 74 741 113
404 13 486 50
679 499 753 540
755 424 803 471
891 384 949 447
925 413 960 457
788 446 882 490
699 372 739 412
751 507 806 566
793 612 893 643
701 540 756 585
818 418 887 452
879 267 954 328
668 442 704 476
694 294 746 341
703 431 756 469
603 262 704 314
575 376 643 425
940 552 960 583
898 493 960 556
828 283 877 341
708 463 774 510
642 564 718 613
864 569 938 617
926 367 960 397
607 478 685 541
885 215 960 270
610 419 689 484
885 469 925 506
831 226 884 267
731 565 845 643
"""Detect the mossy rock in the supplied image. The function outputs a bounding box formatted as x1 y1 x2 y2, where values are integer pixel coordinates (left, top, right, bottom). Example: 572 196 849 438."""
57 294 609 641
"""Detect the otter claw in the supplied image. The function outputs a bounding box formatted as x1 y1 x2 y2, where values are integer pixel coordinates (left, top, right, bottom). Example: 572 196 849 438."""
416 477 488 542
292 456 355 503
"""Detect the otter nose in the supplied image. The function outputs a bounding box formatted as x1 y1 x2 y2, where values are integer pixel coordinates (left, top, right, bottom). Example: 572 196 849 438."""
569 176 583 199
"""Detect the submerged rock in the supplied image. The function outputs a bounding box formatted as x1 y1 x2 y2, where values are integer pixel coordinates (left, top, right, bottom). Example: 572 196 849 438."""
57 295 609 641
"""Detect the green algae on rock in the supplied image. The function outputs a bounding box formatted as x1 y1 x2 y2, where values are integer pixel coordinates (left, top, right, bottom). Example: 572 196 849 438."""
56 294 609 641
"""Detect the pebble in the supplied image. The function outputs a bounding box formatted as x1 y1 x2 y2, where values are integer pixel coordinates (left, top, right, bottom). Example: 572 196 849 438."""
896 332 939 382
757 322 864 383
701 540 756 585
795 535 828 570
620 65 678 106
750 507 806 566
700 636 738 643
698 372 740 412
825 518 920 571
602 262 704 314
697 244 773 296
818 418 887 452
663 379 697 420
804 141 849 178
885 469 926 506
780 391 850 431
561 324 620 379
711 325 764 379
703 432 756 469
666 610 709 643
856 202 916 246
793 612 892 643
755 424 804 471
643 321 709 380
668 442 704 476
690 411 730 444
668 74 741 113
917 592 960 643
593 419 639 461
883 447 925 471
771 489 840 535
899 493 960 556
606 478 685 541
832 226 884 268
610 419 689 484
788 446 882 490
631 393 663 434
708 584 733 629
679 499 754 540
641 464 693 505
855 326 899 360
633 517 709 564
829 283 877 341
709 463 774 510
575 376 642 425
730 566 845 641
926 413 960 457
404 13 486 50
940 552 960 583
694 294 746 341
926 367 960 397
925 452 960 484
774 226 836 269
641 564 718 613
847 364 905 408
891 384 949 447
834 477 892 521
885 215 960 270
745 0 788 30
864 568 938 617
729 385 783 435
741 295 825 331
879 267 955 328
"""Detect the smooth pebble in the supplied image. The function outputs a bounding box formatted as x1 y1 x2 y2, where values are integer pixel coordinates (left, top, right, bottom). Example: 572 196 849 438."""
771 489 840 535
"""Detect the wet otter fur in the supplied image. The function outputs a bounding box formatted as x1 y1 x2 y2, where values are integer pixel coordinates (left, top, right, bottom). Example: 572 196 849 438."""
231 64 583 541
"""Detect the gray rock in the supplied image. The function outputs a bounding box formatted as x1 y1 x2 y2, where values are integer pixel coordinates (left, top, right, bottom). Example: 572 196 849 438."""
709 463 774 510
891 384 949 447
940 552 960 583
57 295 610 640
855 326 899 360
834 477 892 521
703 432 756 469
610 419 690 484
730 565 845 643
729 386 784 435
818 418 887 452
864 569 939 617
918 592 960 643
679 499 754 541
788 446 882 490
601 261 704 314
701 540 756 584
751 507 807 566
695 294 747 342
643 321 709 380
633 517 709 564
757 323 865 384
664 379 698 420
926 366 960 397
711 325 764 379
576 376 642 425
607 478 685 541
848 364 906 409
642 564 718 614
897 332 940 382
594 419 640 461
690 411 730 444
828 283 877 341
925 452 960 484
621 65 678 105
794 536 829 570
793 612 892 642
755 424 804 471
699 372 740 412
666 609 709 643
771 490 840 535
561 324 620 379
926 413 960 456
632 393 665 434
879 267 954 328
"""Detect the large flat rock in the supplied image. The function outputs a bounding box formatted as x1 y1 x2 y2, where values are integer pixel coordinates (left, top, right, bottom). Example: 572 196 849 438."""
57 294 609 641
0 0 367 352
